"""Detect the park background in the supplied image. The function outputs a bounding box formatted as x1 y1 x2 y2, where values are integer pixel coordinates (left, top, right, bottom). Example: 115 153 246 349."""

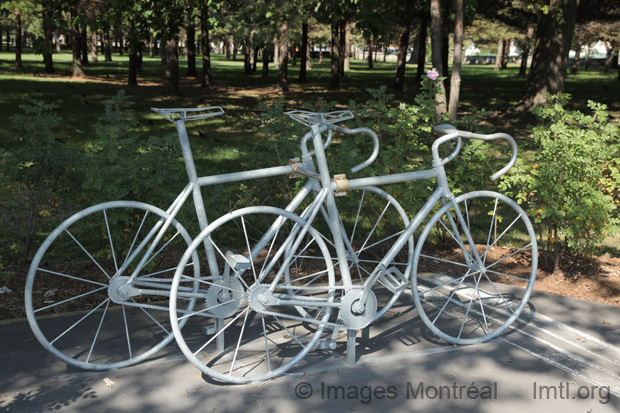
0 0 619 316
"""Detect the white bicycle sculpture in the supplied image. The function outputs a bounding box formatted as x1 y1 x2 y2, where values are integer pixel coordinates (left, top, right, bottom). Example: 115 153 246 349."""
25 106 537 383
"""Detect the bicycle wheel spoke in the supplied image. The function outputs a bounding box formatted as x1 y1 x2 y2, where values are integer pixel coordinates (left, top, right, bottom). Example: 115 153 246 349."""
418 253 471 269
37 268 108 287
121 306 133 360
50 298 109 345
129 298 170 335
241 217 258 282
356 230 404 255
273 315 307 350
65 230 111 280
431 274 468 325
229 308 251 377
208 237 251 290
35 286 108 313
192 308 250 356
484 243 532 272
483 199 499 265
437 218 474 263
86 299 111 363
121 211 149 270
358 201 391 253
482 214 524 263
485 268 529 283
143 231 181 268
261 315 272 373
180 274 244 294
349 189 366 244
481 273 517 316
103 210 119 273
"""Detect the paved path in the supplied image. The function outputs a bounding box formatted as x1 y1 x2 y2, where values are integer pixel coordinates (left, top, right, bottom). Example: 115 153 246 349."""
1 290 618 412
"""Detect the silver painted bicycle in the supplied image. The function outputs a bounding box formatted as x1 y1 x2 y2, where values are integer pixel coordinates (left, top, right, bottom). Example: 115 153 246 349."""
25 106 537 384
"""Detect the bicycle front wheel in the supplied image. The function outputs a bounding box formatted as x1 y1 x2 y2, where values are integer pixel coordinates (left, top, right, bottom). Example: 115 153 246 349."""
25 201 200 370
170 206 335 384
412 191 537 344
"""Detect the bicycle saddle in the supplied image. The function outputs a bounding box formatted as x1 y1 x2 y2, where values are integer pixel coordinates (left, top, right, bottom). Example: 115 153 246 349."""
151 106 225 123
284 110 354 126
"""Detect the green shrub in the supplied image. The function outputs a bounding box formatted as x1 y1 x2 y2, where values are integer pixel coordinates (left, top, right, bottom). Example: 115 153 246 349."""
500 94 620 272
82 90 181 206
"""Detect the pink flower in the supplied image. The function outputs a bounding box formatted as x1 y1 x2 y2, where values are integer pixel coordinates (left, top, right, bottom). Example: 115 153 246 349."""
426 68 439 80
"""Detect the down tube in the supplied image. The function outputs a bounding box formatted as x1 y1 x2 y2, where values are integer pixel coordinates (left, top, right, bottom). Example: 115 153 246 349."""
377 188 445 272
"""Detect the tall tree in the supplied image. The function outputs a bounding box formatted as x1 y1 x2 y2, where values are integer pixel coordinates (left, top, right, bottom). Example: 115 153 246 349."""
186 7 197 77
415 12 428 82
330 21 340 88
430 0 446 114
299 20 308 81
14 7 22 69
69 2 84 76
277 20 288 91
41 1 54 73
518 0 580 110
200 0 213 87
448 0 464 121
393 1 415 93
518 24 535 76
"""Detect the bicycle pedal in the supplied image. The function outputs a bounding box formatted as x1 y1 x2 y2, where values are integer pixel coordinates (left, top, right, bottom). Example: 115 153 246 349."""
203 323 216 335
225 251 252 272
378 267 410 293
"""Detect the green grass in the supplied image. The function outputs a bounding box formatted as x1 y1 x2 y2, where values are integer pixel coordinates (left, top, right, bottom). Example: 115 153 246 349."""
1 49 619 266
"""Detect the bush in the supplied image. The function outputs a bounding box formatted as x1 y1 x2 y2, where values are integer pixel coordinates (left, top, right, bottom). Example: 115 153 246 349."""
500 94 620 272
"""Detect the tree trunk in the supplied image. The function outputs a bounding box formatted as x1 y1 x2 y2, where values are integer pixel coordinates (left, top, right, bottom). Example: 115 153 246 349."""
331 22 340 88
14 9 22 69
278 22 289 92
104 29 112 61
42 7 54 73
232 39 238 60
518 24 534 77
501 39 510 69
128 29 138 86
5 29 9 51
80 25 88 65
70 6 84 77
416 13 428 81
137 43 143 71
393 9 414 93
163 37 179 95
224 36 231 60
200 1 213 87
344 20 351 71
448 0 464 121
54 31 61 52
299 21 308 82
367 38 373 69
383 44 387 62
571 42 581 74
518 0 580 110
244 43 252 74
187 18 196 77
90 30 98 62
252 45 259 72
430 0 447 115
494 38 504 71
339 20 346 76
603 37 613 74
262 45 269 77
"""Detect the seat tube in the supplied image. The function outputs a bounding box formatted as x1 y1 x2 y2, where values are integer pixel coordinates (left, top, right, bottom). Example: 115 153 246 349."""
311 124 352 288
175 119 219 276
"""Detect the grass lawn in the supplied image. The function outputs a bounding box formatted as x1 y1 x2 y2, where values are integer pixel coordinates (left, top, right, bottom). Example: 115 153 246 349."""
1 49 618 143
1 49 619 268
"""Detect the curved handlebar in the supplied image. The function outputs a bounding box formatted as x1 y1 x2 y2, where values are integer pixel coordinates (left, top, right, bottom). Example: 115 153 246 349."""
432 124 518 181
301 124 380 174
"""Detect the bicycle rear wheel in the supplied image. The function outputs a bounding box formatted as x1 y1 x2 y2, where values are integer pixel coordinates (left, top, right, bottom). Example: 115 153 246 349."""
25 201 200 370
412 191 537 344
